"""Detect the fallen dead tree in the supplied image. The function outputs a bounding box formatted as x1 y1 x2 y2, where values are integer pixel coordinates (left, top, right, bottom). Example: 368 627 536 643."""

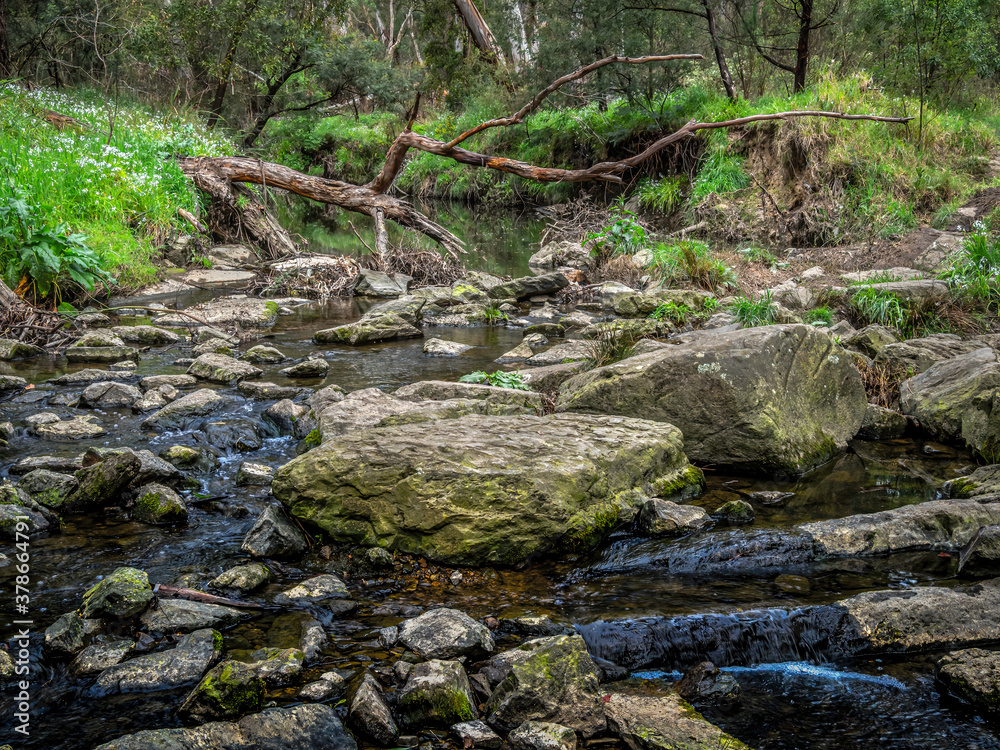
177 53 913 257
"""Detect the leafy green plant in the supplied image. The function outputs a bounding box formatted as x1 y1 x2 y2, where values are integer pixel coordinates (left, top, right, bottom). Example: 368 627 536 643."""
459 370 530 390
803 306 834 326
190 254 213 269
483 301 507 324
0 193 112 303
730 290 777 327
585 327 639 369
586 200 647 257
649 300 693 323
737 244 776 264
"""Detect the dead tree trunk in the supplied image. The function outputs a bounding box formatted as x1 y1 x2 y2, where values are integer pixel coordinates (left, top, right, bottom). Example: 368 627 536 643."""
177 53 911 257
453 0 505 64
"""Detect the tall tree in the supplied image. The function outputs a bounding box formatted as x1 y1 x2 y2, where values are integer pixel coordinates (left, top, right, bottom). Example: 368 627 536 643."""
736 0 840 92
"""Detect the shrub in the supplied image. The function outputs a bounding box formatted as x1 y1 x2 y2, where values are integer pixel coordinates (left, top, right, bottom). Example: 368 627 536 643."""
586 201 647 257
804 306 834 326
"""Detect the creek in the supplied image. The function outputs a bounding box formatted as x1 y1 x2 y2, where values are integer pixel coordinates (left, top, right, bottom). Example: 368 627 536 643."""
1 218 999 748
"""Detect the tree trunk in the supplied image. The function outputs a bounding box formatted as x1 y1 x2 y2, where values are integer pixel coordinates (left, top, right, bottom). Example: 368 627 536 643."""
702 0 737 99
0 0 11 79
207 0 261 128
793 0 813 93
453 0 505 64
177 156 466 259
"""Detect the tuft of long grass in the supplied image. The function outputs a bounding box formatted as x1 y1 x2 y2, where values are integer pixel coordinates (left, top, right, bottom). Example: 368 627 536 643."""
730 290 776 327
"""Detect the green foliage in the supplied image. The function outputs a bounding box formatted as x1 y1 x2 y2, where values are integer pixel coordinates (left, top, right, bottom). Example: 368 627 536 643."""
586 201 647 257
803 306 834 326
942 222 1000 304
584 327 639 369
737 244 776 264
0 193 112 303
648 239 736 292
649 300 693 323
459 370 530 390
0 85 233 294
649 297 720 324
730 290 777 327
637 176 685 214
850 287 907 329
691 144 750 203
848 270 903 285
483 302 507 324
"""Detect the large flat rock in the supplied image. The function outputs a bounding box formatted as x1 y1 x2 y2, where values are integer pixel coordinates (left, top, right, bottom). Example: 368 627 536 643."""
557 324 867 475
273 413 703 565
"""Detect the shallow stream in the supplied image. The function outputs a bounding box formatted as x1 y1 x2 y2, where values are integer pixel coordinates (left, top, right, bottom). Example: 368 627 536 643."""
1 249 999 748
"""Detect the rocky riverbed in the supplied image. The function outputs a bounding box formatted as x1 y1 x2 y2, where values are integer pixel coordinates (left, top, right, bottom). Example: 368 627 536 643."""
2 259 1000 749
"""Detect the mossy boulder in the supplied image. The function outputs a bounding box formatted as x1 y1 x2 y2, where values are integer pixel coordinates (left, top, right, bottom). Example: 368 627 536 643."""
488 272 569 301
899 347 1000 460
713 499 755 525
557 324 867 475
131 483 188 524
397 608 495 660
398 659 478 728
604 689 754 750
273 413 702 566
508 721 577 750
393 380 544 412
142 389 231 431
81 567 153 619
209 563 273 593
936 648 1000 714
92 628 223 695
17 469 78 510
180 660 266 722
160 445 219 473
188 353 262 385
484 634 605 738
637 499 713 537
857 404 907 441
65 346 139 363
80 381 143 409
111 325 181 346
248 647 305 686
94 705 356 750
314 313 422 346
241 345 286 364
63 451 142 511
0 338 44 360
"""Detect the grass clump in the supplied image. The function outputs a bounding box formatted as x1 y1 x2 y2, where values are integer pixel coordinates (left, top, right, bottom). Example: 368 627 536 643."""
730 290 777 327
459 370 530 390
584 327 640 370
649 239 736 292
637 176 685 214
803 306 834 326
942 222 1000 306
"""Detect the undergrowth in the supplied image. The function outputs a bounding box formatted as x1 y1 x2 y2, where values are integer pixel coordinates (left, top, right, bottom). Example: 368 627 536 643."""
730 290 777 327
0 84 233 301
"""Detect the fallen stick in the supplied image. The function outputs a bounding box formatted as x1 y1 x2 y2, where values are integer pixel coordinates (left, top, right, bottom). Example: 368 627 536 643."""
152 583 265 609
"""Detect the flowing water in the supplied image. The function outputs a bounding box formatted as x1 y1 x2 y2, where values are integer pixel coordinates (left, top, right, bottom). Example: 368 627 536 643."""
1 222 999 748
